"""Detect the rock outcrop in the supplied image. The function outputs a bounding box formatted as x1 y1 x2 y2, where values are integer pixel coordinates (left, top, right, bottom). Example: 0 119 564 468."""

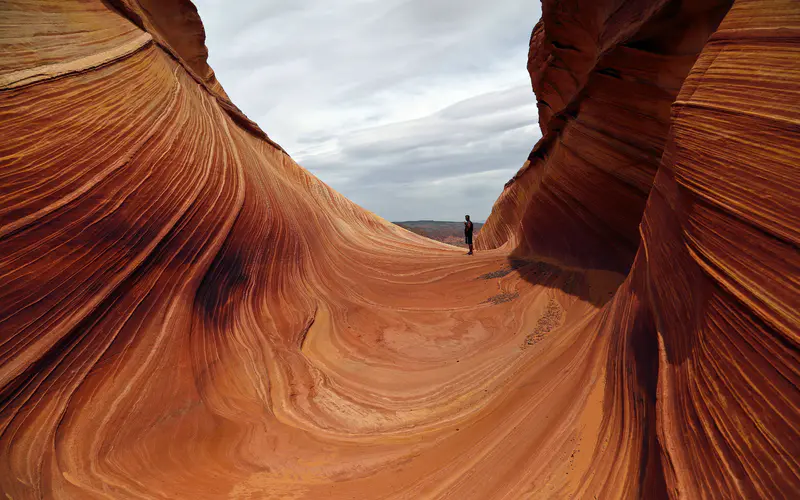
480 0 800 497
0 0 797 498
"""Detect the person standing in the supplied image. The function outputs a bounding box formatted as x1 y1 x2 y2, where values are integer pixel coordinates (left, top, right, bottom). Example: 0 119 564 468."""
464 215 474 255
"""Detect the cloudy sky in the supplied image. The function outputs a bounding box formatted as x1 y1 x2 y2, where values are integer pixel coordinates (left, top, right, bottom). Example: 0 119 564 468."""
193 0 542 222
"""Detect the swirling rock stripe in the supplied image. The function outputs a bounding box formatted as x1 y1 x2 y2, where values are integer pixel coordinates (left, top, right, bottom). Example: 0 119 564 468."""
643 1 800 495
483 0 800 497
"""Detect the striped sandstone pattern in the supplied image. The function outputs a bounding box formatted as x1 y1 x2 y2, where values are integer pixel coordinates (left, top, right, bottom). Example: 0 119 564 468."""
1 0 797 498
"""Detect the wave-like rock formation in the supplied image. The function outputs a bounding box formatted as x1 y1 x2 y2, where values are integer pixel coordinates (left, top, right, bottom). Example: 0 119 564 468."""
0 0 797 498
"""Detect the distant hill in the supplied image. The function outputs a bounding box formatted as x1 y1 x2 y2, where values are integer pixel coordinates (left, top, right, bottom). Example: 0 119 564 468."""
394 220 483 247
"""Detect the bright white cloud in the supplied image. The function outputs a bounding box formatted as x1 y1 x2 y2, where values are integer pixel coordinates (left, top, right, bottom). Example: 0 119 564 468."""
193 0 543 221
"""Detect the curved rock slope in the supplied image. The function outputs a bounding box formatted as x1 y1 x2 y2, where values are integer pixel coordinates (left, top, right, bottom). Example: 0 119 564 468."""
480 0 800 497
0 0 797 499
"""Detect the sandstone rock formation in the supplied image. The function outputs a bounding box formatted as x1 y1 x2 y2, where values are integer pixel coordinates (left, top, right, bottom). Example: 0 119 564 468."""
0 0 797 498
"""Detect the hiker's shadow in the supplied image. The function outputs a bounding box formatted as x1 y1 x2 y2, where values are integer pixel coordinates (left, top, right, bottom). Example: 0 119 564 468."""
478 257 623 308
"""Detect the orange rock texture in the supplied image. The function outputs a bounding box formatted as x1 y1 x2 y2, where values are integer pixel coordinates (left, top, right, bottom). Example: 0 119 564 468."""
0 0 798 499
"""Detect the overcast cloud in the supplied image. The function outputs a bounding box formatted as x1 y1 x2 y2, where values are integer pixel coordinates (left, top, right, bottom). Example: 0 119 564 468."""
193 0 542 222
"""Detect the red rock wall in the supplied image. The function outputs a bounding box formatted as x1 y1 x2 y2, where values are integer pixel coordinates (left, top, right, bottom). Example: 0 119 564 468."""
0 3 443 497
642 2 800 494
478 0 732 274
482 0 800 497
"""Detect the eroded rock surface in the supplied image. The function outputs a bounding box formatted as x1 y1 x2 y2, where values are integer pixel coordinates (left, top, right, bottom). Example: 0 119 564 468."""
0 0 797 498
481 0 800 497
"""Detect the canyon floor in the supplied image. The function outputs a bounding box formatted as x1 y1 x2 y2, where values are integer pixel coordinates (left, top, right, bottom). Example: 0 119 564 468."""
226 244 627 498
